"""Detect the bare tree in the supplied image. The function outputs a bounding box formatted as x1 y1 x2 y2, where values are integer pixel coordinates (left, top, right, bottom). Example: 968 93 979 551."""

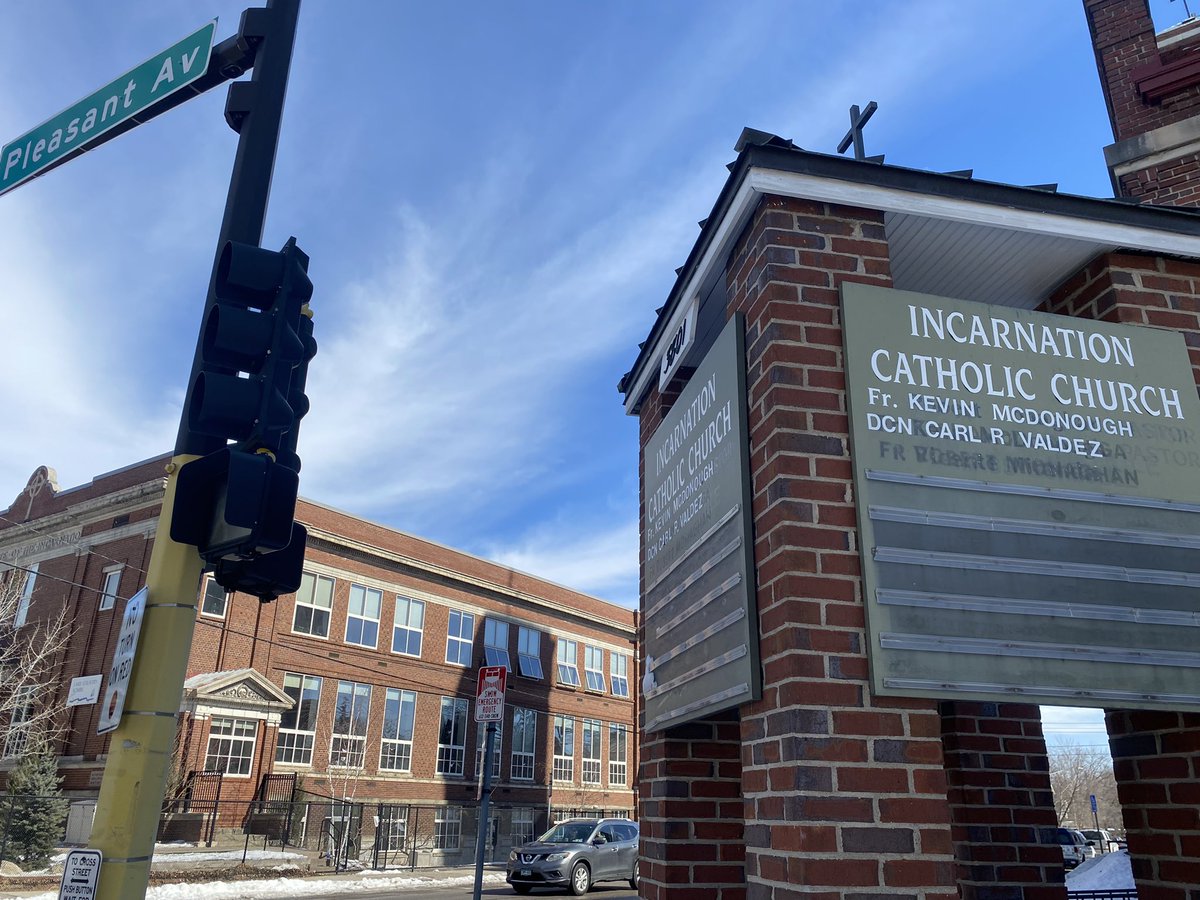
0 566 72 755
1048 743 1123 831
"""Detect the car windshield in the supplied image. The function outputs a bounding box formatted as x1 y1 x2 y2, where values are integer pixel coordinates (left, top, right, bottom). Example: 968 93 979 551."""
1081 830 1101 840
538 822 595 844
1055 829 1077 845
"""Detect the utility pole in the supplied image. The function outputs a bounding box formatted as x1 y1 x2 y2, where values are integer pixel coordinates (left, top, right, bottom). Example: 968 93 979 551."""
88 3 304 898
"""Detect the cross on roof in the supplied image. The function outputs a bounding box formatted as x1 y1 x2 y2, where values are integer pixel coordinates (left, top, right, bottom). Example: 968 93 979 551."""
836 100 879 162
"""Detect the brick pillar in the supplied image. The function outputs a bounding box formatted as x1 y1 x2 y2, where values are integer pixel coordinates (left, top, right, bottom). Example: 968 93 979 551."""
1084 0 1200 203
727 195 957 897
1083 0 1160 143
1107 710 1200 897
638 382 746 899
941 702 1066 900
638 712 746 899
1047 251 1200 899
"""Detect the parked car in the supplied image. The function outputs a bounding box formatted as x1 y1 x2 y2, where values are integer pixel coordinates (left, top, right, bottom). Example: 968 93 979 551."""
1080 828 1121 854
506 817 639 895
1056 827 1091 868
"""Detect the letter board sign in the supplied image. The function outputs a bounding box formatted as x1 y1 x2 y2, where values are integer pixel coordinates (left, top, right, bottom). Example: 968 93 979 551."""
842 282 1200 711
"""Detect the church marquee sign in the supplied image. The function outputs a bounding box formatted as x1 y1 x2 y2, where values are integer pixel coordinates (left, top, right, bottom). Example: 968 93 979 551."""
842 282 1200 711
642 314 760 732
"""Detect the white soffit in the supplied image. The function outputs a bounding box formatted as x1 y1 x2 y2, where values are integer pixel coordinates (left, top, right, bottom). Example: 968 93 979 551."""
625 166 1200 413
885 212 1107 310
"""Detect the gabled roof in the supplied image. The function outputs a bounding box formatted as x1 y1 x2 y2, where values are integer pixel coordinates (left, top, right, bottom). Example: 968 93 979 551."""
181 668 293 712
619 129 1200 414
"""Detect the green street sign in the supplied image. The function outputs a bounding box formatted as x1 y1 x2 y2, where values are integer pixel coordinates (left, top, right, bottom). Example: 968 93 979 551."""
0 20 216 197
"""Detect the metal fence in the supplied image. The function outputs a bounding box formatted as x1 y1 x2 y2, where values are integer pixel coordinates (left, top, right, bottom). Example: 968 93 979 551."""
1068 892 1138 900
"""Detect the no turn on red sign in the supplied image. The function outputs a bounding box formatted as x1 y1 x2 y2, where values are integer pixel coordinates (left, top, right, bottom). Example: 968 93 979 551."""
475 665 507 722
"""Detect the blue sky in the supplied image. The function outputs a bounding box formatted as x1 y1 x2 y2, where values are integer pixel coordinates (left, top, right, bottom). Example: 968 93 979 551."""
3 0 1187 744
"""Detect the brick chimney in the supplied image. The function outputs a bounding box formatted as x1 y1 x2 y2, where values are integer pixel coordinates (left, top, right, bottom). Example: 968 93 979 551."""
1085 0 1200 203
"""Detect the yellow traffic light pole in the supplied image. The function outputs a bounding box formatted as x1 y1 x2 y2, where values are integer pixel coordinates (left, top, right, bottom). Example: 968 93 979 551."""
87 2 302 897
90 457 202 899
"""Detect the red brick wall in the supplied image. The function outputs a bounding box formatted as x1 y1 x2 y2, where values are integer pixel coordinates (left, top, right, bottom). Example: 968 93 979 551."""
941 702 1065 900
1084 0 1200 142
1048 250 1200 899
726 195 958 898
638 713 744 900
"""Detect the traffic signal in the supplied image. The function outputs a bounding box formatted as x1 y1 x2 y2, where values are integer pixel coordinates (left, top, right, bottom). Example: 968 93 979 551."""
188 236 316 463
171 236 317 601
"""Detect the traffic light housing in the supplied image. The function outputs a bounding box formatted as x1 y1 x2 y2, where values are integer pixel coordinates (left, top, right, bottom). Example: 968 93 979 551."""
171 236 317 601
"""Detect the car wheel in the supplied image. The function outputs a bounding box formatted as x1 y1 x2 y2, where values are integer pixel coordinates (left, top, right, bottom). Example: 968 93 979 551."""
512 885 532 895
629 860 639 889
570 861 591 895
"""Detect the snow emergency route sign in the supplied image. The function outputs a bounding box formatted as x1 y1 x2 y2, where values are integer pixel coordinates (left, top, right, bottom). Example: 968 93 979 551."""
475 665 507 722
58 848 101 899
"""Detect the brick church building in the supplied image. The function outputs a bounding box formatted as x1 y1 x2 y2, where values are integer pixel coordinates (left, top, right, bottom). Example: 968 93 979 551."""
620 1 1200 897
0 455 636 863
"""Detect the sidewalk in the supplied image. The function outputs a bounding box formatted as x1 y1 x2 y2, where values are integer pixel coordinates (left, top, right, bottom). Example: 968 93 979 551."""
0 849 509 899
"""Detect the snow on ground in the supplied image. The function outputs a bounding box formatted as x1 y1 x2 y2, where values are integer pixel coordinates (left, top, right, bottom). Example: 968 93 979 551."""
149 849 307 864
21 871 508 900
1066 849 1135 890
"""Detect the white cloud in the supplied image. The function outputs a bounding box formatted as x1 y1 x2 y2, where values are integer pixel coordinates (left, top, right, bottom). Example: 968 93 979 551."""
485 517 640 607
1042 706 1109 744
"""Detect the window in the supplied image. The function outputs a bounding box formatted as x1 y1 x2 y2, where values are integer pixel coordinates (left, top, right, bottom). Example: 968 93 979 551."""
99 567 122 612
380 688 416 772
609 724 628 786
445 610 475 666
484 619 510 669
437 697 469 776
14 563 37 628
556 638 580 687
552 714 575 783
512 808 535 848
277 673 321 765
3 686 35 758
331 680 371 767
205 717 257 776
582 719 602 784
610 654 630 698
584 646 606 692
510 707 536 781
476 720 502 779
199 576 226 618
293 572 334 638
392 596 424 657
434 807 462 850
378 806 408 851
517 627 543 679
345 583 382 648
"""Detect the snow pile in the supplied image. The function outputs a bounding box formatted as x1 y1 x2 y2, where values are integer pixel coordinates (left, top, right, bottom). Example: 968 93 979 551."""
1066 850 1134 890
22 871 507 900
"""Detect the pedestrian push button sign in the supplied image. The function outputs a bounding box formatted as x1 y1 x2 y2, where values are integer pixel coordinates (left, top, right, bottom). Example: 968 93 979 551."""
58 849 101 899
475 665 507 722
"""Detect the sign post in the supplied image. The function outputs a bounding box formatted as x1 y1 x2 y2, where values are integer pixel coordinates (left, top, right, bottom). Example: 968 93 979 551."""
1090 794 1103 852
472 665 506 900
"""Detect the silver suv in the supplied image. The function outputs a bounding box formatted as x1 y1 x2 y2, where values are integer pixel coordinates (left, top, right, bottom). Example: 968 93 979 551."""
506 817 639 895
